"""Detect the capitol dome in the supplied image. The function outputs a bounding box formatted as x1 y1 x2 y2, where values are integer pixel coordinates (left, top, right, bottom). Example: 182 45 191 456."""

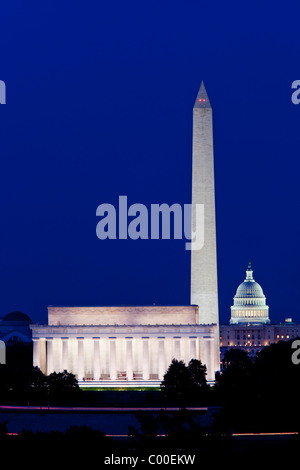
235 266 265 300
230 263 270 325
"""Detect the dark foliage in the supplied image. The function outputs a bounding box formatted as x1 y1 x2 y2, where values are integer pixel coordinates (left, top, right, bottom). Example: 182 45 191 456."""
161 358 208 404
0 363 81 405
214 340 300 432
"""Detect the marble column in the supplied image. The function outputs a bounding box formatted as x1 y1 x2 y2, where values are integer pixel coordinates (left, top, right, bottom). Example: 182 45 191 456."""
77 338 84 381
33 339 40 369
46 338 54 375
190 337 197 359
208 337 215 381
142 337 150 380
203 336 214 382
109 338 117 380
174 337 181 360
40 338 47 374
126 337 133 380
62 338 69 372
93 338 100 380
158 337 165 380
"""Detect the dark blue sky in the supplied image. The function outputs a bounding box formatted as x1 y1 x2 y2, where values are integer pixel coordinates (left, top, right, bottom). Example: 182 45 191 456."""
0 1 300 325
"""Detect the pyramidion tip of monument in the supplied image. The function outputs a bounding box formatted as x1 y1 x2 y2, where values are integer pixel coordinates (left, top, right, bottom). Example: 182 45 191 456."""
194 81 211 109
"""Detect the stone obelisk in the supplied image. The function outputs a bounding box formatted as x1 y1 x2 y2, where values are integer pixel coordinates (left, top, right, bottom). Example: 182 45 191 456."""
190 82 219 369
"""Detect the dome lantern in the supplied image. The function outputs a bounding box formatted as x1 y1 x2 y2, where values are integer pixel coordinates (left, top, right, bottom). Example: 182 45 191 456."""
245 261 253 280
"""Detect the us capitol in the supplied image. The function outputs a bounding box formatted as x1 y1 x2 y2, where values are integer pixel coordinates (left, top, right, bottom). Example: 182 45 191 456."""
220 262 300 360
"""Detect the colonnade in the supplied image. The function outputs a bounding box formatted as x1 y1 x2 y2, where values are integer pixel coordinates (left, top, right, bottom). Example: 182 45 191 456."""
33 334 215 382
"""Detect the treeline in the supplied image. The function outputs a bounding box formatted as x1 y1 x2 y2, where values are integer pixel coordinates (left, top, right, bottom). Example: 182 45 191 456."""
161 339 300 432
0 361 80 406
1 338 300 433
214 340 300 432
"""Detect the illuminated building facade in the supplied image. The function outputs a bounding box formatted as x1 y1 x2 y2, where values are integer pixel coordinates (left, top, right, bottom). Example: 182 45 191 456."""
220 264 300 359
230 262 270 325
31 306 217 385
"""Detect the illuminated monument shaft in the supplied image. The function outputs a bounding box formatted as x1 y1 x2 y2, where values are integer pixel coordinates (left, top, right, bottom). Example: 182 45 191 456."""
191 83 219 367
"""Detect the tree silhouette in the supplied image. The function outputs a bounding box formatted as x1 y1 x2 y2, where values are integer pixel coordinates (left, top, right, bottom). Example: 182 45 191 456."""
161 359 190 403
187 359 207 388
161 358 208 404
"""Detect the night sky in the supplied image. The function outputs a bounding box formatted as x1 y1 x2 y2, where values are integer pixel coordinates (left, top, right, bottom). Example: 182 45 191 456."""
0 1 300 325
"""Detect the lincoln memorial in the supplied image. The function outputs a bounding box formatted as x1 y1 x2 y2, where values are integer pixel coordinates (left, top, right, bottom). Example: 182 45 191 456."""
31 306 217 386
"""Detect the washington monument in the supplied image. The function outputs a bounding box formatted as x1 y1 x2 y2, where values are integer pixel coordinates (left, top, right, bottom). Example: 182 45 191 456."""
191 82 219 350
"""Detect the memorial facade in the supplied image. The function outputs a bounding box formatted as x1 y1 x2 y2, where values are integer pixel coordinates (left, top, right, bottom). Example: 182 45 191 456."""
32 306 217 384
